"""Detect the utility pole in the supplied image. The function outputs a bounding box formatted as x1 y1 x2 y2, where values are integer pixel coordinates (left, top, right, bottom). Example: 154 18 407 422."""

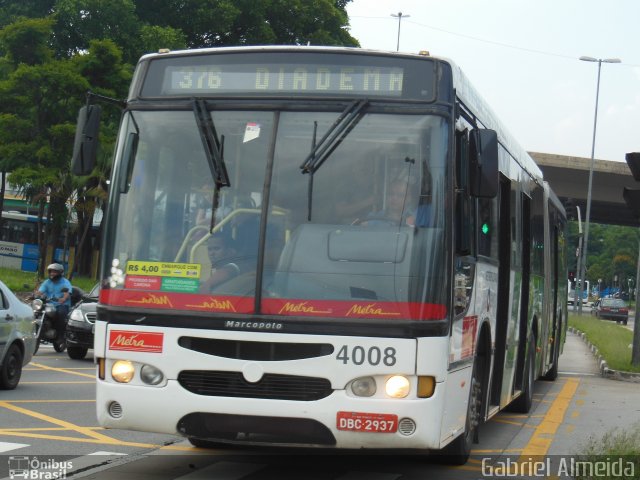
390 12 410 52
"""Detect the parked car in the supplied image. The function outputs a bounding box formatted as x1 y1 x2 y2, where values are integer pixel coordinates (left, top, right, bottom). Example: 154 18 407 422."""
0 279 37 389
65 283 99 360
592 297 629 325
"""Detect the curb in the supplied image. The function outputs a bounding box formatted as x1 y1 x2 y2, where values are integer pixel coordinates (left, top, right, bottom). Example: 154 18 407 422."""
569 326 640 383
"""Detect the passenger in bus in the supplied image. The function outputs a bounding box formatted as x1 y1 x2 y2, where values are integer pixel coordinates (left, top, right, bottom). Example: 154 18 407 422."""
201 231 241 289
334 162 376 223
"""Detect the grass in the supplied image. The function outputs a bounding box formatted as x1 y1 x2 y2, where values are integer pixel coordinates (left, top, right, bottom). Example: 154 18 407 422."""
574 422 640 480
0 267 97 294
569 313 640 373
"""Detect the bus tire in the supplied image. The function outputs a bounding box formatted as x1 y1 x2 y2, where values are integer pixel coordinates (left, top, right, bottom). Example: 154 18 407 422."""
0 344 23 390
188 437 227 449
509 336 535 413
437 356 483 464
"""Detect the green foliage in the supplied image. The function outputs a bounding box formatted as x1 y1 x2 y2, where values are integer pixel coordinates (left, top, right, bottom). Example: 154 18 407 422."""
0 2 55 29
0 266 95 292
567 221 639 292
575 422 640 480
0 0 359 275
568 314 640 372
52 0 140 62
0 17 54 65
137 25 187 56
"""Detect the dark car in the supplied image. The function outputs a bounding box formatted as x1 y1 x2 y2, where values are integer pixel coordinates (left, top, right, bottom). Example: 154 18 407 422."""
593 298 629 325
65 283 99 359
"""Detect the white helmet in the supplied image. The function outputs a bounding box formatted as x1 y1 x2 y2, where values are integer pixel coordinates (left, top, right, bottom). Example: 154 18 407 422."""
47 263 64 274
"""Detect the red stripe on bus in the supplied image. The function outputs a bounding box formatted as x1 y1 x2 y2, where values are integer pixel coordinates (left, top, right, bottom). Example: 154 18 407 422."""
99 290 447 320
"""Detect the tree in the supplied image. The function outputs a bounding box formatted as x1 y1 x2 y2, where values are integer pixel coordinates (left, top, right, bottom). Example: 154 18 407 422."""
51 0 141 62
0 17 53 65
0 1 55 28
69 39 132 277
134 0 359 49
0 18 89 275
0 0 359 276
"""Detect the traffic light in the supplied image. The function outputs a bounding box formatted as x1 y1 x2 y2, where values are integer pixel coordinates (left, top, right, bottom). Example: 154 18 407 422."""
623 152 640 217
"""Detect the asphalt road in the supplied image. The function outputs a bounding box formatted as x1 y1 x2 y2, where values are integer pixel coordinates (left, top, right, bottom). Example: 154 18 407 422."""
0 331 638 480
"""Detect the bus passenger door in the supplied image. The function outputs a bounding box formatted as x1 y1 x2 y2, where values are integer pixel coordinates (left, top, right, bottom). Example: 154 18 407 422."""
490 175 521 409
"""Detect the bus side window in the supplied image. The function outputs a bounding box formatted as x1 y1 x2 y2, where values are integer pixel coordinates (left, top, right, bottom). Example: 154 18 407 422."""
455 129 472 255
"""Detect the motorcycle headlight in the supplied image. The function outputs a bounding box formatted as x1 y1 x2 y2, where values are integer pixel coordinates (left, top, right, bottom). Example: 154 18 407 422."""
32 298 43 310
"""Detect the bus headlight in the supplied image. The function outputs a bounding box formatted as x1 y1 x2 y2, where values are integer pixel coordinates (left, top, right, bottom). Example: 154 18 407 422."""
140 364 164 385
351 376 376 397
385 375 410 398
112 360 135 383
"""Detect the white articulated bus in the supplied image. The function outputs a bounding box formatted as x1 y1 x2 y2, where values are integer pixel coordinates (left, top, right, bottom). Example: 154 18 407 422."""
73 46 567 463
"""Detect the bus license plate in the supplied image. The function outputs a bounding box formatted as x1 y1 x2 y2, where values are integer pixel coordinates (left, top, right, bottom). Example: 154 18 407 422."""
336 412 398 433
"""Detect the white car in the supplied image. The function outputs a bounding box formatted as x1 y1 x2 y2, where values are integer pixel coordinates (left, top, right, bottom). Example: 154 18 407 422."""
0 280 37 389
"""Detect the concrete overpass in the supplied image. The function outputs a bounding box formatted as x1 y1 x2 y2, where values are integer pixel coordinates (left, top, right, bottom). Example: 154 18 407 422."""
529 152 639 227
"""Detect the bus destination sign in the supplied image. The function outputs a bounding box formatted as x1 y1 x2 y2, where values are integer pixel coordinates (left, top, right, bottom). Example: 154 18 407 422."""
164 65 404 97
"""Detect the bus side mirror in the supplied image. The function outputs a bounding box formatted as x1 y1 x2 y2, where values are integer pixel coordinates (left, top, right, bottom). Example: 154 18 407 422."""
469 129 498 198
71 105 102 176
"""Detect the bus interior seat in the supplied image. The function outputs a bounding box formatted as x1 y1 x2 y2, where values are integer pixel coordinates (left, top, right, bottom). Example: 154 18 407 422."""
191 239 212 283
271 224 414 301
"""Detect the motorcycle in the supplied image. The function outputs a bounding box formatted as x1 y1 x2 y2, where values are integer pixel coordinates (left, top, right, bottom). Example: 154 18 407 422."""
31 287 84 354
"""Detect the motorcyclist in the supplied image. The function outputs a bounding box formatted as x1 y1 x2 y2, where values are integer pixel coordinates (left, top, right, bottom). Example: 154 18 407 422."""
37 263 73 344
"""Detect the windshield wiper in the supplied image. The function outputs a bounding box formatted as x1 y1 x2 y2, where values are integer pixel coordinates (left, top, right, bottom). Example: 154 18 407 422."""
300 99 368 221
299 99 368 175
193 98 230 231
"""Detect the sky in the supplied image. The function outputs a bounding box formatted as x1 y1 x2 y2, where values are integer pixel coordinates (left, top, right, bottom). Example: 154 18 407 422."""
346 0 640 162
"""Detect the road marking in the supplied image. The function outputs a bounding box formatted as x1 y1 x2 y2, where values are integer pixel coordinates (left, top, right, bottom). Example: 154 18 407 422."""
0 401 149 447
492 418 536 428
89 451 128 456
24 367 95 371
519 378 580 458
31 362 95 379
175 461 265 479
21 381 94 384
0 427 104 432
0 442 28 453
7 400 95 403
0 430 159 447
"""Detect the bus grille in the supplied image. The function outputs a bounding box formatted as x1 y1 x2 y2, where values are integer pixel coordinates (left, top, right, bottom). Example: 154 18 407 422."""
178 370 333 401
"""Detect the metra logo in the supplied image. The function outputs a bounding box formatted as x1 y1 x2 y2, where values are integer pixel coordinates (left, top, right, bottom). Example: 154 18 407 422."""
125 294 173 308
109 331 164 352
186 298 237 312
278 302 332 315
346 304 401 317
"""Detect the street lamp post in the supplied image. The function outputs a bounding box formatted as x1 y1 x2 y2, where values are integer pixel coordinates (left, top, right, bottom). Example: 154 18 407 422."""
391 12 410 52
576 56 621 314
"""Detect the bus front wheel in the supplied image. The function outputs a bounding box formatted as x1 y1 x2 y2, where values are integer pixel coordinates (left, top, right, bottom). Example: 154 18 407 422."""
437 357 483 464
188 437 228 449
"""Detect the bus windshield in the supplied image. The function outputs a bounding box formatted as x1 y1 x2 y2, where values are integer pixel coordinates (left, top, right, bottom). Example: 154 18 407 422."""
106 106 450 321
